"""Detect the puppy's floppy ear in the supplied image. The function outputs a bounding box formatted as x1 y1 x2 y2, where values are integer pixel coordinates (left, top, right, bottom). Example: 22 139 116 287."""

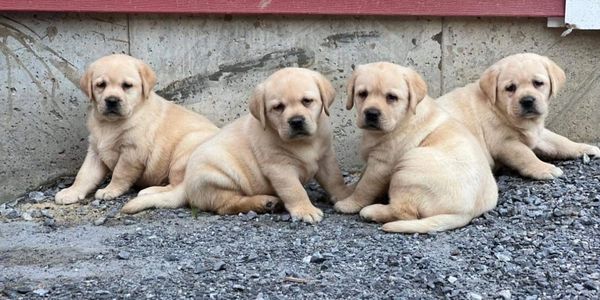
79 64 94 101
541 56 566 98
405 68 428 114
137 60 157 99
312 72 336 116
479 64 500 105
249 83 267 129
345 70 357 110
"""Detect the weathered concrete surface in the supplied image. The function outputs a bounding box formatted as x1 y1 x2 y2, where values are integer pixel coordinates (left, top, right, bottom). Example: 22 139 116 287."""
0 14 128 203
441 17 600 142
1 14 600 203
129 15 442 171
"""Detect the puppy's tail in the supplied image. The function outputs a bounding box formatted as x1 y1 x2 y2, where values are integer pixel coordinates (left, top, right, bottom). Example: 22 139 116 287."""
382 214 473 234
121 185 187 214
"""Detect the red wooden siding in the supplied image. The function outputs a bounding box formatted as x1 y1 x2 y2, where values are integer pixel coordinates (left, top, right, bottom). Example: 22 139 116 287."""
0 0 565 17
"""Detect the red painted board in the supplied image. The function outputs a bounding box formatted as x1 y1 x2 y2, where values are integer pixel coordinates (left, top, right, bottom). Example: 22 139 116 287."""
0 0 565 17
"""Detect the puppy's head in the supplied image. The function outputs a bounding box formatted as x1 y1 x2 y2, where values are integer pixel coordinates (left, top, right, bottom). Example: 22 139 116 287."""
80 54 157 121
346 62 427 132
479 53 565 125
249 68 335 141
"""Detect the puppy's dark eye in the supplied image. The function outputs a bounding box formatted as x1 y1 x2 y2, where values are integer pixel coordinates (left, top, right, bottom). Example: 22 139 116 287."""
505 84 517 93
96 81 106 89
358 90 368 98
122 82 133 90
301 98 313 107
533 80 544 88
386 94 398 103
273 103 285 112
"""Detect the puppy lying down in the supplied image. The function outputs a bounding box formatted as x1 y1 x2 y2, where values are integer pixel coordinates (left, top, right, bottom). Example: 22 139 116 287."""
335 62 498 233
438 53 600 180
122 68 352 223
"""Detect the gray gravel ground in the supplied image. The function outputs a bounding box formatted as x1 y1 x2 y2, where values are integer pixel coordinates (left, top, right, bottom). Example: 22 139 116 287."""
1 159 599 299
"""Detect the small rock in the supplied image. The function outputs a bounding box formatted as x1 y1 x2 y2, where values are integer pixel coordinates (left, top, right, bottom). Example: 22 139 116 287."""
244 211 258 221
164 254 179 262
582 154 591 164
32 288 49 296
468 292 483 300
43 218 55 227
256 292 265 300
117 251 130 260
41 210 53 218
30 209 42 218
280 214 291 222
90 200 101 207
213 261 226 271
525 296 537 300
94 217 107 226
15 285 32 294
106 207 119 218
583 281 598 290
495 252 512 262
28 191 45 202
21 212 33 221
194 264 207 274
123 218 137 225
232 284 245 291
498 289 511 300
4 209 20 219
447 276 458 284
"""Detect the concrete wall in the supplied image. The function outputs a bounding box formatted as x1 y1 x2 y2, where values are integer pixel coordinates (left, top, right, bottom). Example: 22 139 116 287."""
1 14 599 202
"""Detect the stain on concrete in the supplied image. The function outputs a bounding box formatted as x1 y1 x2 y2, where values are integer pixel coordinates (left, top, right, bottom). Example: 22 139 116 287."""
157 48 314 102
321 31 381 48
431 31 442 45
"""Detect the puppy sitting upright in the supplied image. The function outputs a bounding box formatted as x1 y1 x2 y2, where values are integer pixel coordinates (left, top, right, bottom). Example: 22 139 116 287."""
334 62 497 233
438 53 600 180
122 68 352 223
55 54 218 204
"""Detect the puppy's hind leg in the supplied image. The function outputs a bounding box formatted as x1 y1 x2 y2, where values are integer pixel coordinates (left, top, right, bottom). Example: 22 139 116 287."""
138 185 173 197
121 184 186 214
359 204 396 223
215 192 282 215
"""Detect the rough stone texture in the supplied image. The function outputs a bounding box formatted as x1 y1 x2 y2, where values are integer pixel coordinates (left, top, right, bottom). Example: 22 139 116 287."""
0 14 128 202
129 15 442 171
1 159 599 299
441 17 600 143
1 14 600 202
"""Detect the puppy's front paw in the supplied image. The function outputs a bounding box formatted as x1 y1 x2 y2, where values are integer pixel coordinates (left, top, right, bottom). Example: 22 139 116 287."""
288 205 323 224
95 187 123 200
524 163 563 180
334 197 363 214
581 145 600 157
55 188 86 204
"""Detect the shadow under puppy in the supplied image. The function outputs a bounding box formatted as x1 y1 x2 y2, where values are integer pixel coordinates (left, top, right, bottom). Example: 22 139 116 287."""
122 68 352 223
334 62 498 233
437 53 600 180
55 54 218 204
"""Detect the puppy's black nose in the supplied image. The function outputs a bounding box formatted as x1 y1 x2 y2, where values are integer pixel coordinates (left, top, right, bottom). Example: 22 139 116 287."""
105 96 120 109
364 108 381 122
520 96 536 109
288 116 305 129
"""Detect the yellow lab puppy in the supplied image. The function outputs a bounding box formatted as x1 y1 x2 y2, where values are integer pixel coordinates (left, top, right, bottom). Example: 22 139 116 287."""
122 68 352 223
438 53 600 180
55 54 218 204
334 62 497 233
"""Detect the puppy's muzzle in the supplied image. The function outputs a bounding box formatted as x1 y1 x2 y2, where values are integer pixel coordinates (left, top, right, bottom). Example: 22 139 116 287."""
363 108 381 129
519 96 539 117
288 115 308 137
104 96 122 115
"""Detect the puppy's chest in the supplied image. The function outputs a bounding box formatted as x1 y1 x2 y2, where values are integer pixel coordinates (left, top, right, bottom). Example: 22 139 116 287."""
92 132 142 170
